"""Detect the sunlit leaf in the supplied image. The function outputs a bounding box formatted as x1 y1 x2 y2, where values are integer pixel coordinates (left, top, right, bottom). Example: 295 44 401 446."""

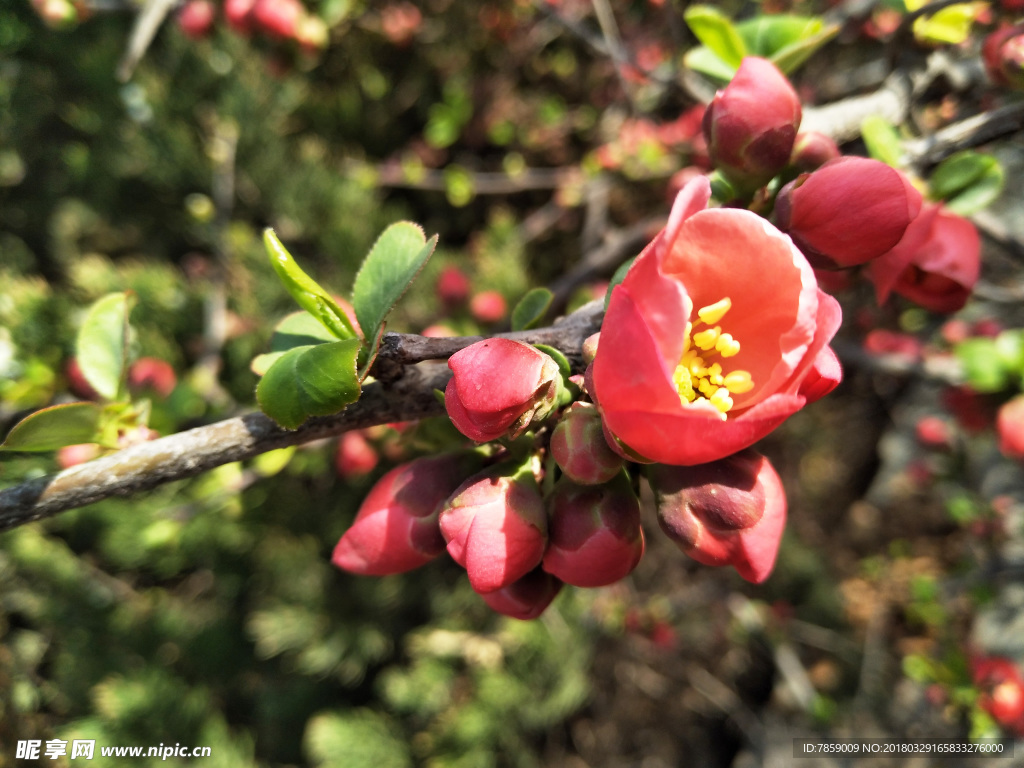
684 6 746 69
511 288 553 331
256 339 362 429
929 150 1004 216
251 312 339 376
0 402 105 452
861 115 904 168
76 291 135 402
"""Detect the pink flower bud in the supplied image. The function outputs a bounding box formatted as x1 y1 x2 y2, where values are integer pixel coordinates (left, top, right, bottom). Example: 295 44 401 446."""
479 567 563 620
775 157 922 268
702 57 802 191
469 290 507 324
974 657 1024 728
542 473 644 588
998 395 1024 460
332 452 485 576
252 0 303 38
649 449 787 583
916 415 954 450
550 402 625 485
225 0 255 33
178 0 216 38
789 131 840 172
445 339 560 442
335 430 379 479
867 203 980 314
439 463 548 593
57 443 101 469
129 357 177 398
436 265 471 306
983 25 1024 89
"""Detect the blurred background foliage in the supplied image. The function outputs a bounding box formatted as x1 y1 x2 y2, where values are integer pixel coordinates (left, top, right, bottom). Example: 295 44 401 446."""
3 0 1024 765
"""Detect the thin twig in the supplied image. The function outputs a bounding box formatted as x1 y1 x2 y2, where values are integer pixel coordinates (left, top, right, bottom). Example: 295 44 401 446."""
902 100 1024 168
116 0 179 82
0 303 604 530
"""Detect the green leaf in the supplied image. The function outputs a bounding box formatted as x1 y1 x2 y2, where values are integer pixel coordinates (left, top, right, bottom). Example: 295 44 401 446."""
76 291 135 402
605 257 636 310
263 229 358 341
0 402 105 452
736 15 822 57
256 339 362 429
955 338 1007 393
251 312 338 376
351 222 438 348
684 6 746 69
511 288 553 332
682 46 737 82
995 330 1024 375
929 151 1004 216
305 710 412 768
861 115 904 168
912 5 979 46
767 23 839 75
533 344 571 379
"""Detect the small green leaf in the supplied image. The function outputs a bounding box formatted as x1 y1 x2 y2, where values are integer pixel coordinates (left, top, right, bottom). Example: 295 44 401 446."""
737 15 822 57
256 339 362 429
929 151 1004 216
955 338 1007 393
533 344 571 378
682 46 737 82
251 312 339 376
511 288 553 331
351 222 438 348
767 23 839 75
684 6 747 69
605 257 636 310
0 402 105 452
912 5 978 46
76 291 135 402
995 330 1024 375
860 115 904 168
263 229 358 341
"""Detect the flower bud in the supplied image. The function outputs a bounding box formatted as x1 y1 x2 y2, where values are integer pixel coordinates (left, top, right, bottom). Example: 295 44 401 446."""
332 452 485 576
983 25 1024 89
252 0 303 38
649 449 786 583
550 402 625 485
469 290 507 324
225 0 255 33
789 131 840 172
479 567 563 620
335 430 378 479
998 395 1024 461
445 339 560 442
702 57 802 191
973 657 1024 728
775 157 922 268
439 462 548 593
129 357 177 398
178 0 216 38
542 473 644 588
436 265 471 306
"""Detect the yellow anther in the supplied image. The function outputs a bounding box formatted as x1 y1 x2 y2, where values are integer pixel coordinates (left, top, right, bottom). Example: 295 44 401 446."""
698 379 717 397
673 364 696 403
693 327 721 351
697 297 732 326
723 370 754 394
716 333 740 357
707 362 723 385
709 388 734 413
682 322 692 353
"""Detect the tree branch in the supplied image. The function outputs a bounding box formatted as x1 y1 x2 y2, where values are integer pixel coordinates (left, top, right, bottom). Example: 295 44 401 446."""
0 302 604 531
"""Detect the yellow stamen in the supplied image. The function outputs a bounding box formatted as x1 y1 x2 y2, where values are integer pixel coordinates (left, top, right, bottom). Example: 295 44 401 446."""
671 295 754 415
697 297 732 325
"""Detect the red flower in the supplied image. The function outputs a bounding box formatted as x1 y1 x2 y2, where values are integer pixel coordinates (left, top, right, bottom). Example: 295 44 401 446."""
438 462 548 594
774 157 922 268
649 449 787 583
997 394 1024 460
867 203 980 313
445 339 560 443
983 24 1024 89
332 453 483 576
591 177 842 466
702 57 802 191
973 657 1024 732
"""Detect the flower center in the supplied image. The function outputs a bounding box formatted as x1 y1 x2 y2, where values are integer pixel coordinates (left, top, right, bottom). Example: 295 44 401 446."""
671 297 754 418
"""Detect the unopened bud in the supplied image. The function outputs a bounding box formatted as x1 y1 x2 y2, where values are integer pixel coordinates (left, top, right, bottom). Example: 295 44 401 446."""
550 402 624 485
479 567 563 620
649 449 786 583
542 473 644 588
984 25 1024 89
790 131 840 172
998 394 1024 461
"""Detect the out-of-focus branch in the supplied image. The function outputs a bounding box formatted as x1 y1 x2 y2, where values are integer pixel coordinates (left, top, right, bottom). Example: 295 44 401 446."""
116 0 178 81
0 303 604 531
902 100 1024 168
801 72 913 143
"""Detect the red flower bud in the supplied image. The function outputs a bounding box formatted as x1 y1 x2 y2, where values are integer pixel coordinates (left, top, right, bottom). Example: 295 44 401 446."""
129 357 177 398
983 25 1024 89
469 290 507 324
445 339 560 442
702 57 802 191
57 443 101 469
998 395 1024 460
649 449 787 583
550 402 625 485
479 567 563 620
542 473 644 588
974 657 1024 728
178 0 216 39
332 452 484 576
224 0 255 33
439 462 548 593
335 430 378 479
867 203 980 314
436 265 471 306
252 0 303 38
775 157 922 268
789 131 840 172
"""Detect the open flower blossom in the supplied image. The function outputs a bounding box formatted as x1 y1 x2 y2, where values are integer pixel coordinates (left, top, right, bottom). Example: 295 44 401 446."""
591 176 842 466
867 202 980 314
